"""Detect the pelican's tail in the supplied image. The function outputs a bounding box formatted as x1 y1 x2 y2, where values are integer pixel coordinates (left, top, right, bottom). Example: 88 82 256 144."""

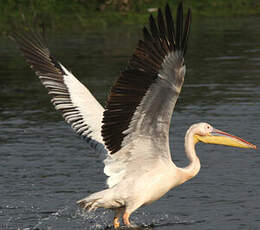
77 189 120 211
77 190 106 211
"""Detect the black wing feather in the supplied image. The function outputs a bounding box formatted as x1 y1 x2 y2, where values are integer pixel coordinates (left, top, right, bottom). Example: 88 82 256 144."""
102 3 191 154
176 2 183 50
165 3 176 51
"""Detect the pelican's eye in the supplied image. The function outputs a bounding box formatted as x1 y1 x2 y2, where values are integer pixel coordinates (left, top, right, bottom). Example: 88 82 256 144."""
205 124 212 133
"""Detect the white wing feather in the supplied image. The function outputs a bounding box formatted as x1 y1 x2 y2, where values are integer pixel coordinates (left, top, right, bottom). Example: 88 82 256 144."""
14 32 107 155
59 64 105 154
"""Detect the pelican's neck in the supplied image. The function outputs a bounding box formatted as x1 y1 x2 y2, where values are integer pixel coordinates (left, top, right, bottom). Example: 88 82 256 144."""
178 126 201 184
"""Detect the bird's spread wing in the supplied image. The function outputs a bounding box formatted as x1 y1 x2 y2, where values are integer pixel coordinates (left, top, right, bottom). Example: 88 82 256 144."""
12 31 106 154
102 3 191 187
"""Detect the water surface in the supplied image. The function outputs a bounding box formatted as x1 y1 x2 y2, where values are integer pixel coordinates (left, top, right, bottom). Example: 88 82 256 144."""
0 16 260 230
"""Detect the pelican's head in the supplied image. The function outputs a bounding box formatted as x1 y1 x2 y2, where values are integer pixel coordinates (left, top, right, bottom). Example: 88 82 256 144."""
193 122 256 149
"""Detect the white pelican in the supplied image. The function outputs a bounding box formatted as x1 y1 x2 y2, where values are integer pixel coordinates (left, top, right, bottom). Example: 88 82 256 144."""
13 2 256 228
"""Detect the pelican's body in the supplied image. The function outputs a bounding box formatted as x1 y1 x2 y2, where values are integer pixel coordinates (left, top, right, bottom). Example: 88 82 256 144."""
81 124 202 213
101 157 194 209
13 2 256 228
90 158 176 208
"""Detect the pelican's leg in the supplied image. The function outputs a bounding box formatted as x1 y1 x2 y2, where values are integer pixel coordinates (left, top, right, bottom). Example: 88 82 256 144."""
122 212 131 227
113 216 120 229
113 207 124 229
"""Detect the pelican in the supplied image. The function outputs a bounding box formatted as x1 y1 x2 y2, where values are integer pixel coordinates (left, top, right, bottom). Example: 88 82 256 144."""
13 2 256 229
